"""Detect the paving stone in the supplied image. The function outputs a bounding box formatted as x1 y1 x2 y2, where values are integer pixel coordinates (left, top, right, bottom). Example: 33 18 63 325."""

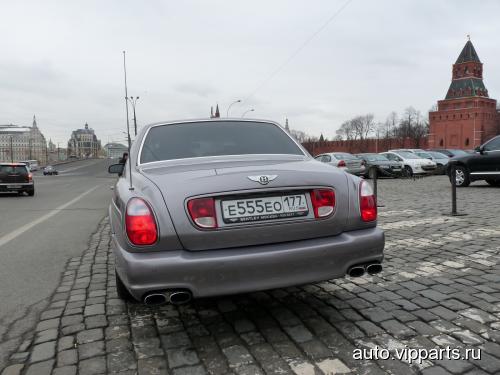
379 320 416 339
106 350 137 372
137 357 168 375
222 345 254 368
166 348 200 368
0 364 24 375
57 336 75 352
76 328 104 344
52 365 77 375
29 341 56 363
172 365 207 375
57 349 77 366
24 359 54 375
78 356 106 375
78 340 105 360
283 325 314 343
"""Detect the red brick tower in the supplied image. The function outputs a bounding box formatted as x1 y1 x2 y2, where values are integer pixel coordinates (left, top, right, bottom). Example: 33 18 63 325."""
429 39 499 149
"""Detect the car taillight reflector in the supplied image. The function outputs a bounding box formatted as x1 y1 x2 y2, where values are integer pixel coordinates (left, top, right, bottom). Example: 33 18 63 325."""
310 189 335 218
359 180 377 222
337 160 346 167
125 197 158 246
28 173 33 182
187 198 217 228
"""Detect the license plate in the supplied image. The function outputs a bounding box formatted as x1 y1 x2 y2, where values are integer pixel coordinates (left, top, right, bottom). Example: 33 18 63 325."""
221 194 308 224
7 185 22 188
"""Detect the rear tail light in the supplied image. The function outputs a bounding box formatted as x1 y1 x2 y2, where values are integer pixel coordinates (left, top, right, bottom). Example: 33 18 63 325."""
310 189 335 218
125 197 158 246
359 180 377 222
337 160 346 167
28 173 33 182
187 198 218 229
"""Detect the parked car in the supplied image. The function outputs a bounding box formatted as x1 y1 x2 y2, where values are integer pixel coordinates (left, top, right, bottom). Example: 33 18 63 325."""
427 149 469 158
446 135 500 187
413 151 449 175
381 150 437 176
355 153 403 178
43 165 59 175
108 119 384 304
0 163 35 196
314 152 366 176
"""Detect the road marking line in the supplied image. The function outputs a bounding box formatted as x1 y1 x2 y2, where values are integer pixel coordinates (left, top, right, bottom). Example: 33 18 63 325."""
59 160 102 173
0 185 100 249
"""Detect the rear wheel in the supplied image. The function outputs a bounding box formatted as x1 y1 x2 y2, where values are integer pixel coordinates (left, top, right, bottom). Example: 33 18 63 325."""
115 270 135 302
486 179 500 187
452 166 470 187
403 165 413 177
27 189 35 196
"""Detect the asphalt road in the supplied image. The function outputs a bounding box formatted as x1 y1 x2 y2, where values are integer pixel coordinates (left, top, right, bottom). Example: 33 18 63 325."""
0 158 116 367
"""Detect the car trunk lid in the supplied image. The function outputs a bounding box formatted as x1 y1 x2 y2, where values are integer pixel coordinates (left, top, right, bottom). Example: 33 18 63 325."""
140 156 350 251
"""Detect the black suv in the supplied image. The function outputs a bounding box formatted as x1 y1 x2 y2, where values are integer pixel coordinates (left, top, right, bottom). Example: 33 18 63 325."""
447 135 500 187
0 163 35 195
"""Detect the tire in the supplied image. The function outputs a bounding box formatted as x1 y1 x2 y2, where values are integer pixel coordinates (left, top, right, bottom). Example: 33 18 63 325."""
486 179 500 187
27 189 35 196
452 166 470 187
115 270 135 302
18 191 24 196
403 165 413 177
368 167 378 179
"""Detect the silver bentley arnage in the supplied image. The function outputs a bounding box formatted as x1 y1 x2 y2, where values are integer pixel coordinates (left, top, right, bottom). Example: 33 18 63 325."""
108 118 384 305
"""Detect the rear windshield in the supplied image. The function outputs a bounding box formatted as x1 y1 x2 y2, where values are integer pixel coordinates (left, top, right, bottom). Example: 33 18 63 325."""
362 154 389 161
140 121 304 163
332 153 358 160
0 165 28 174
395 151 420 159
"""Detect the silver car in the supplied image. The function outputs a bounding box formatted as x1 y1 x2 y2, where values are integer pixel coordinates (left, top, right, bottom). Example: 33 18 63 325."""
108 119 384 305
314 152 366 176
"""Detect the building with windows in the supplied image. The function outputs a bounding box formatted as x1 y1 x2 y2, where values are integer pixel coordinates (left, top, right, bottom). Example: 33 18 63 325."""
429 39 500 149
0 116 47 163
67 123 101 158
103 142 128 159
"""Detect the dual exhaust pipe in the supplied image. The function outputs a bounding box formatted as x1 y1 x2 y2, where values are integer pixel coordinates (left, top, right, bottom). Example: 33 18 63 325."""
143 290 192 306
347 262 382 278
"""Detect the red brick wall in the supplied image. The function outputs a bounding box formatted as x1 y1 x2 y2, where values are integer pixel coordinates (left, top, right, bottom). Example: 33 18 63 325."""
302 138 429 156
429 97 498 149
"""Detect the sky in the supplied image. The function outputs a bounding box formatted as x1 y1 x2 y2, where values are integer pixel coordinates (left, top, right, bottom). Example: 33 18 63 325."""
1 0 500 145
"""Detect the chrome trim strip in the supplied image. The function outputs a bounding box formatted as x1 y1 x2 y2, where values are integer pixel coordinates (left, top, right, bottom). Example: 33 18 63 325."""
470 171 500 175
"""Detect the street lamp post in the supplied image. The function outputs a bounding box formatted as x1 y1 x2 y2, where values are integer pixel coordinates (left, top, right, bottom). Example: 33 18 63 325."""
227 99 241 117
241 109 255 118
126 96 140 136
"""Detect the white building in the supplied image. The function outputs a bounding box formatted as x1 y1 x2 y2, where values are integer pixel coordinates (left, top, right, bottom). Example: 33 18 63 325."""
0 116 47 164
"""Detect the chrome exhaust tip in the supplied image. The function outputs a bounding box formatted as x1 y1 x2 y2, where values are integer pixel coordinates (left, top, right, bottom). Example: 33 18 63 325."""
144 293 168 305
347 266 365 278
366 263 383 275
168 290 192 305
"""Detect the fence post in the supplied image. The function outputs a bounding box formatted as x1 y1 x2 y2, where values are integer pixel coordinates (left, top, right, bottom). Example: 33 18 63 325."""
450 160 457 215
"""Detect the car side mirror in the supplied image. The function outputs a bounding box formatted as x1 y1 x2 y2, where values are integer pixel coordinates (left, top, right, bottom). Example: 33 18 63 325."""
108 164 124 175
479 145 485 155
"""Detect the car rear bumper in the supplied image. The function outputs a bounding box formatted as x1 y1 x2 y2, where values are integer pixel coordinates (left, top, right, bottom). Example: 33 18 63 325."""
113 227 384 300
0 182 34 192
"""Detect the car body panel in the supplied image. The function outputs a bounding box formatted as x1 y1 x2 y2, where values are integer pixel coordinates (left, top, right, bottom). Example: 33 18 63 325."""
382 150 437 174
314 152 366 176
355 153 403 177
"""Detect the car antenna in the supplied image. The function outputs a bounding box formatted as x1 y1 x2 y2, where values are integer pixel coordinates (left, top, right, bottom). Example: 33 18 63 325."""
123 50 134 191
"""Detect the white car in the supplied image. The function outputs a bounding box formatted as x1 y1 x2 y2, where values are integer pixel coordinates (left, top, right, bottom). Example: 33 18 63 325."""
414 151 449 175
381 150 437 176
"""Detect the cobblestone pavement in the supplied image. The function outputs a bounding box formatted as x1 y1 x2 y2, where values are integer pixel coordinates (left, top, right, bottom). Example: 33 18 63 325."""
2 176 500 375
